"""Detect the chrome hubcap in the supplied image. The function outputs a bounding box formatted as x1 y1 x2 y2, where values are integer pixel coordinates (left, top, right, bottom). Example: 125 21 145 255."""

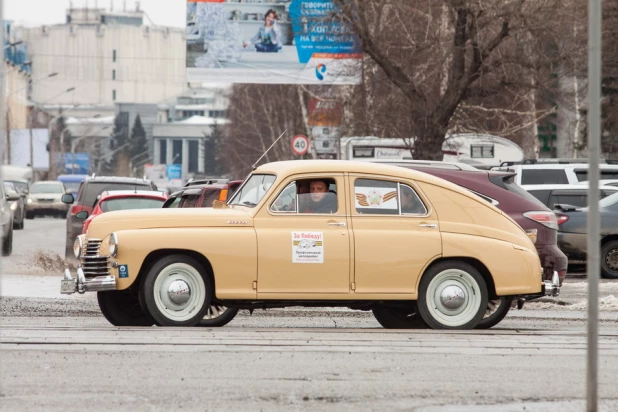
167 280 191 305
440 285 466 310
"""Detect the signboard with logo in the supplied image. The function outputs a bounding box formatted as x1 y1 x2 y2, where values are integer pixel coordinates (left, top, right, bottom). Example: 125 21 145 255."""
185 0 362 84
308 98 343 126
166 164 182 180
61 153 89 175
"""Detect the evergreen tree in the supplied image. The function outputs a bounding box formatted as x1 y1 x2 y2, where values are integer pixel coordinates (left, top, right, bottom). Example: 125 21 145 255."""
129 115 147 159
55 115 72 174
109 114 130 176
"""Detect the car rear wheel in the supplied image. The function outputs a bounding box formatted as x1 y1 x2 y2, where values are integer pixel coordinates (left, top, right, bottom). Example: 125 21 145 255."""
476 297 514 329
198 305 239 327
97 290 155 326
601 240 618 279
141 255 211 326
417 261 488 330
2 226 13 256
372 303 427 329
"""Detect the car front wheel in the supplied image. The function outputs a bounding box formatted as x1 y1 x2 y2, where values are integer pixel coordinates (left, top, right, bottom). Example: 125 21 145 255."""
141 255 211 326
417 261 488 330
601 240 618 279
97 290 155 326
372 303 427 329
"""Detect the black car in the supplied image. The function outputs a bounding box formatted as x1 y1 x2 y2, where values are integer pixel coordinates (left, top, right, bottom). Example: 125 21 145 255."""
62 176 158 259
555 192 618 278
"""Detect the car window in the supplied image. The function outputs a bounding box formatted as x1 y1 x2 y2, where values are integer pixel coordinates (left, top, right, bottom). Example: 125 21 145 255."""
229 174 276 207
6 180 28 193
489 174 548 209
163 197 181 208
527 190 551 206
99 197 165 212
521 169 569 185
271 182 298 212
600 192 618 209
549 194 587 208
83 182 152 206
180 194 201 208
30 183 64 194
353 178 425 215
201 189 221 208
270 178 338 214
575 170 618 182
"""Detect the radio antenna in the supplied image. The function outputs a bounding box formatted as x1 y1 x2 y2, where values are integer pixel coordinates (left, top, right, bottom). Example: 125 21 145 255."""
252 129 287 170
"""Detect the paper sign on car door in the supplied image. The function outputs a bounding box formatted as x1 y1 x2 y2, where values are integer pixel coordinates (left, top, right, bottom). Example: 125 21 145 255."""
292 232 324 264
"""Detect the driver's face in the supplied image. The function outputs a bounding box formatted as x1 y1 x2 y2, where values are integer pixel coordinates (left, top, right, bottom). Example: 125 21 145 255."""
310 181 328 202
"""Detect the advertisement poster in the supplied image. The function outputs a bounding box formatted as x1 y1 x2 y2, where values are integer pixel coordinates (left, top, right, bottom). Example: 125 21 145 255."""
292 231 324 263
186 0 362 84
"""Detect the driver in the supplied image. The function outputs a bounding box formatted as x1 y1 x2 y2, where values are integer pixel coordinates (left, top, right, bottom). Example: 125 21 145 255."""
301 179 337 214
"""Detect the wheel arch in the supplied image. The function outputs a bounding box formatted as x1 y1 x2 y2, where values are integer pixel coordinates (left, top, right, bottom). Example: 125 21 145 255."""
601 235 618 247
136 248 215 292
421 257 497 299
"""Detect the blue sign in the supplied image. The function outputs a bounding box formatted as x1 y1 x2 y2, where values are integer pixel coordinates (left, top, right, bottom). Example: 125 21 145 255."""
62 153 89 175
166 164 182 180
118 264 129 278
289 0 361 64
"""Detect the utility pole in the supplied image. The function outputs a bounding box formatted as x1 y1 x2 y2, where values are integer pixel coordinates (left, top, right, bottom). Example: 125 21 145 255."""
5 107 10 164
29 107 35 180
0 0 5 167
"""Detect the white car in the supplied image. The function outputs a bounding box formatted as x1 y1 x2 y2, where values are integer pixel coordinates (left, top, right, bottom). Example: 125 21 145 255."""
522 183 618 209
492 163 618 186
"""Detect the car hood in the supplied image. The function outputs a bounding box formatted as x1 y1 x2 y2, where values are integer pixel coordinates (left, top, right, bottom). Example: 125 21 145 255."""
87 207 253 238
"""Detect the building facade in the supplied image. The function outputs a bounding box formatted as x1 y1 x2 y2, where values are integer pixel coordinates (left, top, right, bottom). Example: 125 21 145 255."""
16 6 186 117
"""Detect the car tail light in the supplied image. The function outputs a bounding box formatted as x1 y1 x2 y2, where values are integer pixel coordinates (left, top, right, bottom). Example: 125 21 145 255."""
70 205 82 216
523 211 558 230
556 214 570 225
525 229 538 243
218 189 229 201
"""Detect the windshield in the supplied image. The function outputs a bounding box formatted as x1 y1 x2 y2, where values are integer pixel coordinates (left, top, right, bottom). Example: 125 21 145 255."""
599 192 618 209
30 183 64 194
62 182 82 193
6 181 28 193
100 197 165 212
228 174 276 207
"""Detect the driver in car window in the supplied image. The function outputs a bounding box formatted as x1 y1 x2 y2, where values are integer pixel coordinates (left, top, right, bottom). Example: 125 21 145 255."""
300 179 337 214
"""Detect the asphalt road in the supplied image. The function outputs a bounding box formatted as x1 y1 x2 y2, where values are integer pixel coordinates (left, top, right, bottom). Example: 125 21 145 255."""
1 218 618 411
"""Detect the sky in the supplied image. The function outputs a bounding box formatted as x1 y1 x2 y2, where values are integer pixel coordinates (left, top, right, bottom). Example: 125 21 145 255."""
5 0 186 28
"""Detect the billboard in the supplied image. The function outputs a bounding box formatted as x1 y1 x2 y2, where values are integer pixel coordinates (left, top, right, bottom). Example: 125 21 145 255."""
58 153 90 175
186 0 362 84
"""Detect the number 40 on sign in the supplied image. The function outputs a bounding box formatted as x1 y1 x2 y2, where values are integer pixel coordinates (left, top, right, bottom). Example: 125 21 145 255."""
291 134 309 156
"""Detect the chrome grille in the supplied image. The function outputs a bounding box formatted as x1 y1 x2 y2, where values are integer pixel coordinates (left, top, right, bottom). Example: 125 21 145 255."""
80 238 111 278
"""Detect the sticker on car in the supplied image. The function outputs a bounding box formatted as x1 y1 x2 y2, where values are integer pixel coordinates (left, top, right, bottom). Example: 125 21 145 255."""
292 232 324 264
118 264 129 278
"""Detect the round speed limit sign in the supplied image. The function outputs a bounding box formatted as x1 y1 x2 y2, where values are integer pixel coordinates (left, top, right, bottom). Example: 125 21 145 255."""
291 134 309 156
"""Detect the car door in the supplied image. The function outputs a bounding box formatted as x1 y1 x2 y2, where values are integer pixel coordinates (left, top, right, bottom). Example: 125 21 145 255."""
254 174 351 295
349 175 442 294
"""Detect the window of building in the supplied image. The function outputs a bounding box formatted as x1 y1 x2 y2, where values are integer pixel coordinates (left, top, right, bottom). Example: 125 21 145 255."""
112 90 116 101
470 144 494 159
112 70 116 80
159 140 167 164
113 49 117 62
208 110 225 118
172 140 183 164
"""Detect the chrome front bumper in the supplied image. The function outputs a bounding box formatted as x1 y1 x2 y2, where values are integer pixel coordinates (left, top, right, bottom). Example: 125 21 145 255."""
542 271 561 297
60 268 116 294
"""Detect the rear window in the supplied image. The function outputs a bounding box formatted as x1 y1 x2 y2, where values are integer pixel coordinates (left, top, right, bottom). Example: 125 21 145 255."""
521 169 569 185
100 197 165 212
575 170 618 182
489 175 548 209
82 182 153 206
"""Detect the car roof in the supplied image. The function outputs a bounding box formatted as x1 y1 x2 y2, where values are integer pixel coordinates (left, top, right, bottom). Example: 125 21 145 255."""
98 190 167 199
31 180 63 185
367 159 480 171
87 176 152 184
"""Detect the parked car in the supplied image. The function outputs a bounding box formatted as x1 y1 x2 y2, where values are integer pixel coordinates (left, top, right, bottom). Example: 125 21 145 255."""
3 181 25 230
25 181 70 219
163 179 243 209
61 160 557 330
62 176 158 260
492 160 618 185
523 183 618 209
555 192 618 278
0 182 14 256
81 190 168 233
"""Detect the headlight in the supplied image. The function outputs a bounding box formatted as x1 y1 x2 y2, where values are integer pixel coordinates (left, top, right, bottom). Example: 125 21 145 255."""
10 202 18 211
27 198 32 204
108 233 118 258
73 237 83 259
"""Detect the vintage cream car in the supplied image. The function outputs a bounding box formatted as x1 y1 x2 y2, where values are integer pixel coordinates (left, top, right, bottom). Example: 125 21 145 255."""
61 160 560 329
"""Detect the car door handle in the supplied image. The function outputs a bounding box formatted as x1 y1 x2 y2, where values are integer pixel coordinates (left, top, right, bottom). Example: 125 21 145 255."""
328 222 346 227
419 223 437 229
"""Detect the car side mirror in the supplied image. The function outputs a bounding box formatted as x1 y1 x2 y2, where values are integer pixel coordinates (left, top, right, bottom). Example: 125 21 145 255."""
75 211 89 220
61 194 75 204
